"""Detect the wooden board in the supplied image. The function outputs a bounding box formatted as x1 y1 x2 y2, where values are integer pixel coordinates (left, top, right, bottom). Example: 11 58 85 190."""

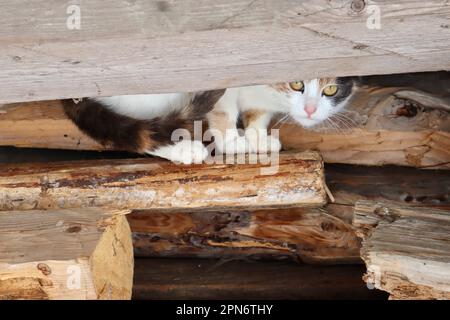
129 207 361 264
353 200 450 300
132 258 388 300
1 0 450 103
0 151 326 211
0 208 133 300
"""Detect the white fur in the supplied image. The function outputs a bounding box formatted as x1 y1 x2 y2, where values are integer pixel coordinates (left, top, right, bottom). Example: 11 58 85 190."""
211 81 351 153
93 93 191 120
147 140 208 164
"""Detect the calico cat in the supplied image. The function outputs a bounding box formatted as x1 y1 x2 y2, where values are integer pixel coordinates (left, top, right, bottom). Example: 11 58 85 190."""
208 77 357 154
63 77 357 163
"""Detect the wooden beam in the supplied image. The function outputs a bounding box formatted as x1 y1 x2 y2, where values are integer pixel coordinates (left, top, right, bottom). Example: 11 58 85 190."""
132 258 388 300
129 207 361 264
280 87 450 169
0 151 327 211
0 208 133 300
1 0 450 103
353 200 450 300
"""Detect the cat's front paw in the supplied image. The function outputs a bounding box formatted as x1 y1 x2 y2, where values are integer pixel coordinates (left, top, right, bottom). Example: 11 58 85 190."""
245 131 281 153
147 140 208 164
215 136 248 154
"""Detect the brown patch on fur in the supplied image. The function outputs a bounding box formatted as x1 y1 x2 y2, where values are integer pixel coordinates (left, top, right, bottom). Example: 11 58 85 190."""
271 83 291 93
206 109 233 138
241 110 265 128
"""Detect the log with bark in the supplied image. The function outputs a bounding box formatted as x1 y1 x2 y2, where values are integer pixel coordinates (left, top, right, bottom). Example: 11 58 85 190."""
280 87 450 169
0 151 326 211
0 208 133 300
353 200 450 300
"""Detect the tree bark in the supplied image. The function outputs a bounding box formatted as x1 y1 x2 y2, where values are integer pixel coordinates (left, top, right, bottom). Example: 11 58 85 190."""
0 151 326 211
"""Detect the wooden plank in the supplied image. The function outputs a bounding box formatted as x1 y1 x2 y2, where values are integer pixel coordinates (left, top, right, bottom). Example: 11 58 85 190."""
132 258 388 300
129 207 361 264
0 151 327 211
0 208 133 300
353 200 450 300
1 0 450 103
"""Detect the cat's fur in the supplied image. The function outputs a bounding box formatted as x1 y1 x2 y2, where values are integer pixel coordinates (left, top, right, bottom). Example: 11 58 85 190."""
208 77 357 154
62 90 225 164
63 77 357 163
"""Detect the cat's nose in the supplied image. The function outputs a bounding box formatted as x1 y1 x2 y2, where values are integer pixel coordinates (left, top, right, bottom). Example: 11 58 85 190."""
304 105 317 118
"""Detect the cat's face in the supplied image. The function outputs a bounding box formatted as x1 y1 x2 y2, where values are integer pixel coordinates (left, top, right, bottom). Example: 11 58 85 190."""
273 77 356 127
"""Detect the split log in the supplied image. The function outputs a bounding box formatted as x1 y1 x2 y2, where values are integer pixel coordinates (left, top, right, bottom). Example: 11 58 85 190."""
353 200 450 300
133 258 388 300
1 0 449 104
129 208 361 264
0 151 326 211
0 208 133 300
280 88 450 169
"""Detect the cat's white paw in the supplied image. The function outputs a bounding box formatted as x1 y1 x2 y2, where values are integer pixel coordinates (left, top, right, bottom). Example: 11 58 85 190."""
217 136 248 154
147 140 208 164
245 131 281 153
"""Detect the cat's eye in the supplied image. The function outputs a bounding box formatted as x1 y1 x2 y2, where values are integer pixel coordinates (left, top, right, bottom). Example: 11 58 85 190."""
289 81 304 92
322 85 338 97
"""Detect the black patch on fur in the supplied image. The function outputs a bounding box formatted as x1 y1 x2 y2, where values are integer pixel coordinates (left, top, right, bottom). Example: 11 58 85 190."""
330 77 356 106
63 89 225 153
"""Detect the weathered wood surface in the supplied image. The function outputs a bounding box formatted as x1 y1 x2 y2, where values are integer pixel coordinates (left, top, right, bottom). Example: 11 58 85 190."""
0 208 133 300
0 151 326 211
129 164 449 263
326 164 450 209
129 208 361 264
353 200 450 300
0 101 102 150
133 258 387 300
1 0 450 103
280 87 450 169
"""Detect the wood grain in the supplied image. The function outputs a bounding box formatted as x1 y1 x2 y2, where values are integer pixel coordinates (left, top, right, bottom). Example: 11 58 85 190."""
0 208 133 300
1 0 449 103
129 208 361 264
0 151 326 211
132 258 387 300
353 200 450 300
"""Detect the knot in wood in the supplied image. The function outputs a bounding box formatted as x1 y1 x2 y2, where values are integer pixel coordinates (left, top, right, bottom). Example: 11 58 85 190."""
350 0 366 14
37 263 52 276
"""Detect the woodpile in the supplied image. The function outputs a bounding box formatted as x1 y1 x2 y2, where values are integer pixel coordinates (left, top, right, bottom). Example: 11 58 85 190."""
0 0 449 299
